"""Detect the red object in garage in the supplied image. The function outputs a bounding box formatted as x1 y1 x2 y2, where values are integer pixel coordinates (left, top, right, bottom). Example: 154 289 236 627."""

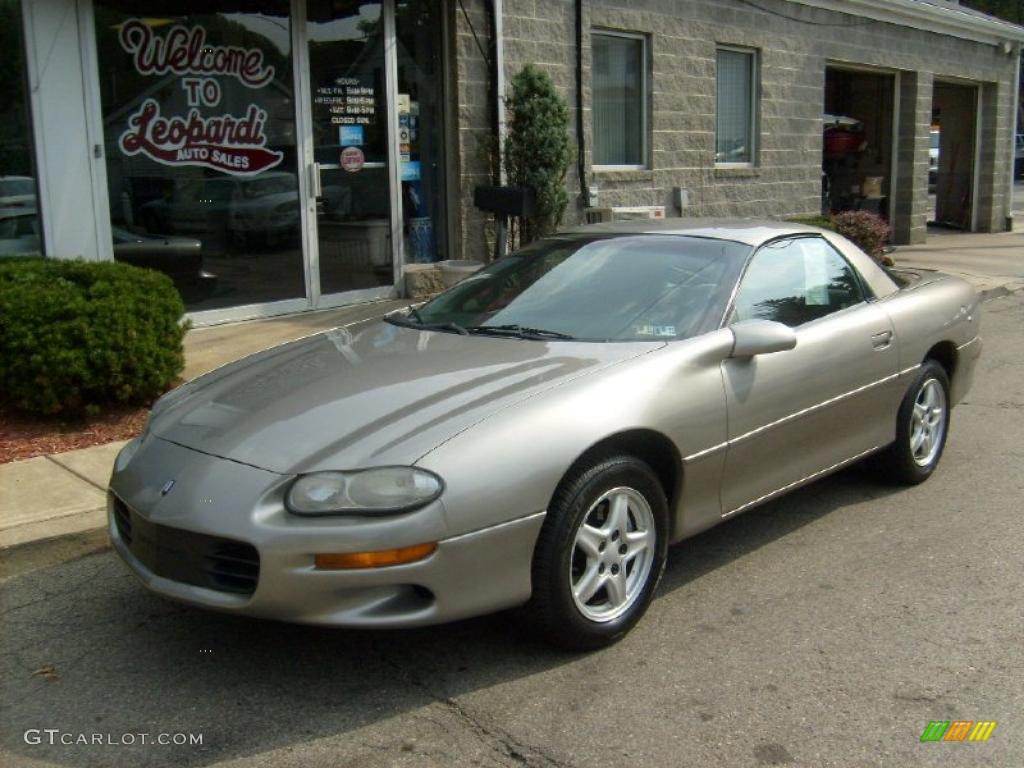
824 128 867 157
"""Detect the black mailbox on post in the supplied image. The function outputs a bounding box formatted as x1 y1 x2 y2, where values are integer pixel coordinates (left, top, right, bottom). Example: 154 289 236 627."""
473 186 535 260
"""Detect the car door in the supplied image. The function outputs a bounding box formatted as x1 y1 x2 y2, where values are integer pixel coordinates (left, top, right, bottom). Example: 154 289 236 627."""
719 236 900 516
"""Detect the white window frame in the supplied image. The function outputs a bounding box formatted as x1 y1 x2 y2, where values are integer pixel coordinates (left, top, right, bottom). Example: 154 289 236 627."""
591 29 649 171
715 44 759 169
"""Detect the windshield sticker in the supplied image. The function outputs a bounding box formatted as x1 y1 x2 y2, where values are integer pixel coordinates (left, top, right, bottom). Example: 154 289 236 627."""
636 325 677 337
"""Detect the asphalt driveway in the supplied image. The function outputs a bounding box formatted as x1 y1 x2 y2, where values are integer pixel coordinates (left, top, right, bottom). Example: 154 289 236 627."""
2 292 1022 768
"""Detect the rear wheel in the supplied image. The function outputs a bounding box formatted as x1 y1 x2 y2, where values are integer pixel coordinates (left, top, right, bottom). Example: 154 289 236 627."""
528 455 668 650
877 360 950 485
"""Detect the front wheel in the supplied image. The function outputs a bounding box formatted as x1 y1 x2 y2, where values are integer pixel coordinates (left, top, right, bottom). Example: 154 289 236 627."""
876 360 950 485
527 455 668 650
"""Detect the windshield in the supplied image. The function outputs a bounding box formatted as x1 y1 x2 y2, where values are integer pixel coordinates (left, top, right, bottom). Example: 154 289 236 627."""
403 235 749 341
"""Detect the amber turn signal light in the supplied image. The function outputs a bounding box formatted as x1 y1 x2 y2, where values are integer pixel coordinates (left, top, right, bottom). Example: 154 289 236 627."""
314 542 438 570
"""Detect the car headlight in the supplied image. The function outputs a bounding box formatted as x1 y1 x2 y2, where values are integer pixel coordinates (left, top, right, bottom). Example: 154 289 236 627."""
285 468 443 516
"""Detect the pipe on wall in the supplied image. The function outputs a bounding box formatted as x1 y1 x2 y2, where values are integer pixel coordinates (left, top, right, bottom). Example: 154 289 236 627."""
493 0 506 185
575 0 589 204
1008 44 1021 230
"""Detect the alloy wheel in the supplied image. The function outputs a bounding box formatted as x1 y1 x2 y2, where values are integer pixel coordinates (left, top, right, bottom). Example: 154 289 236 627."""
569 486 656 623
910 378 946 467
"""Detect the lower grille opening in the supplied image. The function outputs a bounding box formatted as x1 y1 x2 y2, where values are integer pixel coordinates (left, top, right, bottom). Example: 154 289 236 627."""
112 499 133 546
112 496 259 596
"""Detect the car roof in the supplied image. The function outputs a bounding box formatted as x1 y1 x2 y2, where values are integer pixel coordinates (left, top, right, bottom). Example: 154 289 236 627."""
559 217 831 247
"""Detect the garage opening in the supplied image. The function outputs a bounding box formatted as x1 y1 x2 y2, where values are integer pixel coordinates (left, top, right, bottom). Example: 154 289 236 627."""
822 67 896 221
929 81 978 230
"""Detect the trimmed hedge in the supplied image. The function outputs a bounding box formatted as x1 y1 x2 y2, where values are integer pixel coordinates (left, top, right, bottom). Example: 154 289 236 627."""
0 258 188 416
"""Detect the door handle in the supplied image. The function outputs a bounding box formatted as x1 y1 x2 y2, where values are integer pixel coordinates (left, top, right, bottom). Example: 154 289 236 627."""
871 330 893 349
309 162 323 200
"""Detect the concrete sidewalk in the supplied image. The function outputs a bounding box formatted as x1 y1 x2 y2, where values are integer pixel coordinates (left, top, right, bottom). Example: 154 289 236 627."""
2 228 1021 551
0 298 409 550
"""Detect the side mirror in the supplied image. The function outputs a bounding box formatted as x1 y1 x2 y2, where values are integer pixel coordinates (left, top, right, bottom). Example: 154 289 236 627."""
729 320 797 358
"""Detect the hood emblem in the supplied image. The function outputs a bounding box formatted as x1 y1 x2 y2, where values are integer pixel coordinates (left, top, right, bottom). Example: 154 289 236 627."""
160 480 176 496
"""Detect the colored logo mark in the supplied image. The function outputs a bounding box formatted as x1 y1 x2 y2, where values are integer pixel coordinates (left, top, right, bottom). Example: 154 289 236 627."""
920 720 997 742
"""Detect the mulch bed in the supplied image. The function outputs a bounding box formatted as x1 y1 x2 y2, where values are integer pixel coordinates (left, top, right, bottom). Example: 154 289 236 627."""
0 404 149 464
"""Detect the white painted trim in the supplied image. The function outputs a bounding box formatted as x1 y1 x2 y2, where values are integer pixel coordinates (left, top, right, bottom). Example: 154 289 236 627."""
383 0 405 292
20 0 56 256
291 0 317 309
788 0 1024 45
76 0 113 262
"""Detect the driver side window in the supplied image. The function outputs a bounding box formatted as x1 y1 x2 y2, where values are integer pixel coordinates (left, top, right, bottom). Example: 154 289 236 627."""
731 237 865 327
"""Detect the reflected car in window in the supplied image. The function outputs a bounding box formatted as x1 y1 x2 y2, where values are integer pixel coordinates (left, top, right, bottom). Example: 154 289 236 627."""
0 176 36 209
108 220 981 649
0 207 41 254
138 172 299 247
111 226 217 301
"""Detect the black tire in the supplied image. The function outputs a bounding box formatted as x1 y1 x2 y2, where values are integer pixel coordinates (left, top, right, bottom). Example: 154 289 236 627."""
527 455 669 651
876 360 951 485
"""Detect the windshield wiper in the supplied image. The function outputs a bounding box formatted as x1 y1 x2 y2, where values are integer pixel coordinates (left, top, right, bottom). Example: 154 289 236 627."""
465 324 576 340
385 311 469 335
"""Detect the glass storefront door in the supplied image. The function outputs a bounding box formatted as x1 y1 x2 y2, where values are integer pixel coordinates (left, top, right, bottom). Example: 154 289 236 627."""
93 1 447 321
306 0 394 296
305 0 448 301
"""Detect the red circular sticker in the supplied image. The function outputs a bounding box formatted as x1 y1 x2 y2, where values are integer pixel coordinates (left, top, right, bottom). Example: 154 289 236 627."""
340 146 365 172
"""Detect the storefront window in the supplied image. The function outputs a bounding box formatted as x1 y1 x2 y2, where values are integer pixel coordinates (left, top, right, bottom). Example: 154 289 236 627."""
0 0 42 255
94 3 303 310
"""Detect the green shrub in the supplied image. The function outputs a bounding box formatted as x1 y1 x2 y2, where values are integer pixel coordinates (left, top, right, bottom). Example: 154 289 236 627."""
0 258 188 416
504 65 572 244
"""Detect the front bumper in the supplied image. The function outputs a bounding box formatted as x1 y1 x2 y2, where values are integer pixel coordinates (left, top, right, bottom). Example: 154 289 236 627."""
109 436 544 627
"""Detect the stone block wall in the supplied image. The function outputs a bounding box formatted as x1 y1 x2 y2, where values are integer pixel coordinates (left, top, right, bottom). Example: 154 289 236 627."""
449 0 1020 258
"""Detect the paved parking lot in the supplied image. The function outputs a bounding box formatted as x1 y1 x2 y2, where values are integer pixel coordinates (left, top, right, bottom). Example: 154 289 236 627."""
1 292 1022 768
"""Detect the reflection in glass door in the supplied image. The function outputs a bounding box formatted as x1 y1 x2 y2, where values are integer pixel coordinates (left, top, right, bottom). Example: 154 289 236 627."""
306 0 394 296
395 0 447 264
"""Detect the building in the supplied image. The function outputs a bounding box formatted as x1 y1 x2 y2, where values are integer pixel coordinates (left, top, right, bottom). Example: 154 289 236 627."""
3 0 1022 325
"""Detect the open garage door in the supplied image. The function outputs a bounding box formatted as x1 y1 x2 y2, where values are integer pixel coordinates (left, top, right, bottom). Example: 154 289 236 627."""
822 67 896 221
930 82 978 230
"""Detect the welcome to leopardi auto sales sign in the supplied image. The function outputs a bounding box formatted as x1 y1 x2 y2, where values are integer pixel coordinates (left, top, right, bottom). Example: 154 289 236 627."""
116 19 284 176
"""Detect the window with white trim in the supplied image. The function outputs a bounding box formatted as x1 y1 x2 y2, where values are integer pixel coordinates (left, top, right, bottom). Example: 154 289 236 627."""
715 46 758 165
592 31 648 168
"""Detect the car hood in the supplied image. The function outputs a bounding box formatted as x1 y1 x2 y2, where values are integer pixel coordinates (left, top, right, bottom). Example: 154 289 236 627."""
150 320 662 474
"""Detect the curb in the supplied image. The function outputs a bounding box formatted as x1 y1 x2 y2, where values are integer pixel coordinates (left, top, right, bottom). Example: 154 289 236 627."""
0 527 110 580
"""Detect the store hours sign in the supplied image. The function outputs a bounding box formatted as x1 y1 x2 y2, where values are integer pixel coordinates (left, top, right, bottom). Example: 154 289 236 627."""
115 19 283 176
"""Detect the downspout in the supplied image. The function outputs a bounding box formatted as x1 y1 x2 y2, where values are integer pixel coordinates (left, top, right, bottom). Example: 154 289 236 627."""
1008 44 1021 231
493 0 506 185
575 0 589 206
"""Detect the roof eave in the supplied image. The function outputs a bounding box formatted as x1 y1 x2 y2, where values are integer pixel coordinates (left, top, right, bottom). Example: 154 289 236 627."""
788 0 1024 46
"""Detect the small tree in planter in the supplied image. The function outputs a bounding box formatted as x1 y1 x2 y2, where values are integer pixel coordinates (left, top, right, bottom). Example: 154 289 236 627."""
504 65 572 246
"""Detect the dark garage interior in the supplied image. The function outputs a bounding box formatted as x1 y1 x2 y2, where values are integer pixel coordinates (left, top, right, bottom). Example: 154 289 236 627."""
822 67 895 220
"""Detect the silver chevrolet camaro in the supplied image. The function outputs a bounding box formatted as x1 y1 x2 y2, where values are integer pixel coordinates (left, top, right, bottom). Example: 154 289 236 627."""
109 219 981 649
